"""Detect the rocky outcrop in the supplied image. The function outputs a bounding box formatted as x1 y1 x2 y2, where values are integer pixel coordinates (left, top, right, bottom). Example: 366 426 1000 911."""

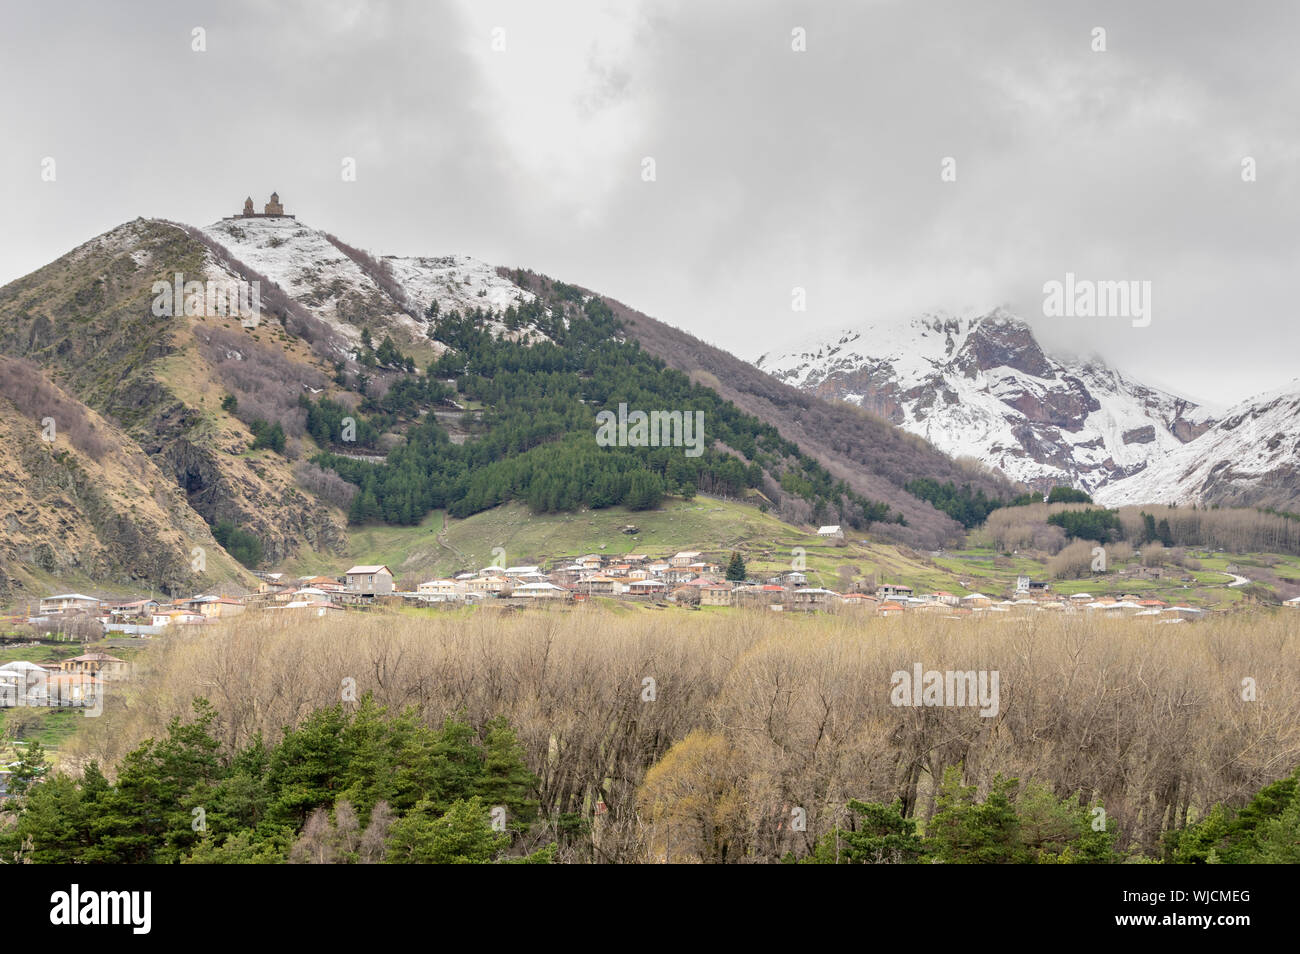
953 315 1055 379
0 382 254 597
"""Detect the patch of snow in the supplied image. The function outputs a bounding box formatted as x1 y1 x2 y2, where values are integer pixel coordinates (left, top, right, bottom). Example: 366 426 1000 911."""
198 217 546 350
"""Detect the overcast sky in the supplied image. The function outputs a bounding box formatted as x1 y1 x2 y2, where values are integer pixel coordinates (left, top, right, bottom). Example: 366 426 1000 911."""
3 0 1296 407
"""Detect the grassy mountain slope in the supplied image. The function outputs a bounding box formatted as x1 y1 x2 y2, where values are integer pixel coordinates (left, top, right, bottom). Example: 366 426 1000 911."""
283 496 868 582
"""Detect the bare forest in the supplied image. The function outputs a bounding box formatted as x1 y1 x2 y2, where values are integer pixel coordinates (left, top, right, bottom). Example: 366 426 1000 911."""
62 606 1300 863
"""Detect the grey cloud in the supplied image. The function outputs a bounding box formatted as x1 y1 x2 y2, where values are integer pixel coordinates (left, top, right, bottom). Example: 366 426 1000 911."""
2 0 1295 405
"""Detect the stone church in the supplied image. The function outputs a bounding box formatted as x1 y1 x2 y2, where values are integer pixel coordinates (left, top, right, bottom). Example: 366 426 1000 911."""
229 192 294 219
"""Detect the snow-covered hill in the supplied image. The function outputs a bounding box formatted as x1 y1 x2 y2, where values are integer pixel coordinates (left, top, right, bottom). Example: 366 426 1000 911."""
201 216 544 351
1096 382 1300 510
754 308 1215 494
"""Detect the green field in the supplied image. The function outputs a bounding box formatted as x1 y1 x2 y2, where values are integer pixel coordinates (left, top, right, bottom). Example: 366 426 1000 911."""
282 497 904 585
0 708 85 753
0 644 70 664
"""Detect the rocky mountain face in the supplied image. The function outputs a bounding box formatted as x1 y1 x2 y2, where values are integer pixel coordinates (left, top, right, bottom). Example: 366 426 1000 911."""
1096 382 1300 511
0 357 253 598
0 209 571 597
754 309 1215 495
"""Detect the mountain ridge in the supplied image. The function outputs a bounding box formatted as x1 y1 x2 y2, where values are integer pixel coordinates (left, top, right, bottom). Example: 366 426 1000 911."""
16 207 1278 596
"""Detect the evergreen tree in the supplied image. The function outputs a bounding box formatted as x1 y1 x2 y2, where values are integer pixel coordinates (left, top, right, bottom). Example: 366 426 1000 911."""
1250 788 1300 863
0 699 554 865
805 799 926 864
8 740 49 796
311 293 894 530
474 716 539 832
926 769 1027 864
385 796 507 864
1046 486 1093 504
725 551 747 582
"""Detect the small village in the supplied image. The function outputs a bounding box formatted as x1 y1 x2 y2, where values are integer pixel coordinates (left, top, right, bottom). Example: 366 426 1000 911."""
15 527 1271 638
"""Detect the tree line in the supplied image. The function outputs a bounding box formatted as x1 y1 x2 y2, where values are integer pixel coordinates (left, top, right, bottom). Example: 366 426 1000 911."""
905 480 1093 530
981 499 1300 557
1 699 553 864
793 765 1299 863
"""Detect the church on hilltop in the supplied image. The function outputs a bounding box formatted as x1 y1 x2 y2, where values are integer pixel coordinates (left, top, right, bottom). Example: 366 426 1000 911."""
226 192 295 220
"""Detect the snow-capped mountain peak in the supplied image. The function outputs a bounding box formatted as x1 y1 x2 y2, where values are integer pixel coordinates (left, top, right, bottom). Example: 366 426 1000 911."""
754 308 1215 493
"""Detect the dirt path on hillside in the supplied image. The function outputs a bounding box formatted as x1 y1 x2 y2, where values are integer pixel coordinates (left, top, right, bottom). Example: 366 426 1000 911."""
435 512 470 567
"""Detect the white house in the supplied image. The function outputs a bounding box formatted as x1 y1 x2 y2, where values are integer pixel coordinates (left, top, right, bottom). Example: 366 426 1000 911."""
627 579 668 596
0 661 51 706
817 525 845 544
514 581 570 600
152 610 207 627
